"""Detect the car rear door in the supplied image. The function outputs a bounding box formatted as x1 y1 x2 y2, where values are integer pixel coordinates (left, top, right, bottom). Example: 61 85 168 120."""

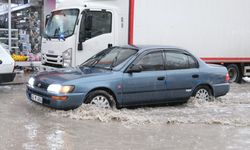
122 50 169 106
164 50 200 100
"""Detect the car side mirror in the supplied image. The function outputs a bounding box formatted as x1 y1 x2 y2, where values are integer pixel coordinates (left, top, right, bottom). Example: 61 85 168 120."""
0 60 2 65
127 65 143 73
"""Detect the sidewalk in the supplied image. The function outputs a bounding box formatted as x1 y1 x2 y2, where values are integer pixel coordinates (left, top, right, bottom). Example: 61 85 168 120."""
14 71 32 84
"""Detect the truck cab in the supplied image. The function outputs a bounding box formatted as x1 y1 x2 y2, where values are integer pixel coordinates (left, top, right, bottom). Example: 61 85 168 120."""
41 0 129 70
0 44 16 83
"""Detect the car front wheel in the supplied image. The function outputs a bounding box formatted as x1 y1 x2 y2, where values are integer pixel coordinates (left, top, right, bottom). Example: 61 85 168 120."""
193 86 212 101
85 90 116 109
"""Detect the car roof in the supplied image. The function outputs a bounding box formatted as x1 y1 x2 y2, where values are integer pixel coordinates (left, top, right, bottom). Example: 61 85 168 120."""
121 45 188 53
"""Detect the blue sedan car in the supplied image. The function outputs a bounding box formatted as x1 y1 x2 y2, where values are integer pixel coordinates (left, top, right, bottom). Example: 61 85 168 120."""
26 46 230 110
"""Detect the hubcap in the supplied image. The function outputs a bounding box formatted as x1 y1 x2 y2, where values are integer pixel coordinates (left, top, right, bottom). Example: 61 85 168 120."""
195 89 210 101
228 68 237 82
90 95 111 109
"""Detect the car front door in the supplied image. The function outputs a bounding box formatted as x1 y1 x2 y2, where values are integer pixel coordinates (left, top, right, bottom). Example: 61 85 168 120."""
122 50 169 106
164 50 200 100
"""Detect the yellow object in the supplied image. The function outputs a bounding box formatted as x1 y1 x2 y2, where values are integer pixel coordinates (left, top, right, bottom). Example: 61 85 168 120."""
11 54 28 61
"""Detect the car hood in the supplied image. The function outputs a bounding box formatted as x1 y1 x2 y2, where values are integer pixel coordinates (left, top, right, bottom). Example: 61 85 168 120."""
34 67 112 85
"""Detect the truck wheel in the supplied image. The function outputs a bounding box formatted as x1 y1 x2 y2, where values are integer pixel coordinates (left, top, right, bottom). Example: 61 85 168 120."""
193 86 212 101
226 64 242 83
85 90 116 109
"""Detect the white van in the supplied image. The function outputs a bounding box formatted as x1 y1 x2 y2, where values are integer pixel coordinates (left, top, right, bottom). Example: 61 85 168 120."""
0 44 16 83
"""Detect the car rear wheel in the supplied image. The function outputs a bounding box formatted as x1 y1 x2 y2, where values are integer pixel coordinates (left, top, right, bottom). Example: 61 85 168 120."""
85 90 116 109
193 86 212 101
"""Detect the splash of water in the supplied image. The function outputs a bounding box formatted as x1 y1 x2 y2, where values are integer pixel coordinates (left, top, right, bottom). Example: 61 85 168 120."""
27 83 250 127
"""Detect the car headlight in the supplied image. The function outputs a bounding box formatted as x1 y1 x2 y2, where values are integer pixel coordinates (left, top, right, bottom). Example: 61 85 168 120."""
28 77 35 88
62 48 72 67
47 84 74 94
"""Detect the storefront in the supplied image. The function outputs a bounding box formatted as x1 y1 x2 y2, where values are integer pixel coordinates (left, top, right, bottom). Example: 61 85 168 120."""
0 0 56 66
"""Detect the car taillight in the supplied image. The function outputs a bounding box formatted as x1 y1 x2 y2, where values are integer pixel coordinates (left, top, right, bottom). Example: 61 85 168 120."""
225 73 230 82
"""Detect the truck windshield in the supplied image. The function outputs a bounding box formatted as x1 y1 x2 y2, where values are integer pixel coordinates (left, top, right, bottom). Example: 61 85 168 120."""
81 47 138 70
44 9 79 39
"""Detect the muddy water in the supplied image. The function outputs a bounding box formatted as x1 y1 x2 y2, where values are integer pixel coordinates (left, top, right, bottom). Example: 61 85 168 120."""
46 83 250 127
0 82 250 149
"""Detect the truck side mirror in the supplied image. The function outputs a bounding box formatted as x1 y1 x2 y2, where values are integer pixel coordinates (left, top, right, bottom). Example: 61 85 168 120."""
45 14 50 26
78 42 83 51
0 60 2 64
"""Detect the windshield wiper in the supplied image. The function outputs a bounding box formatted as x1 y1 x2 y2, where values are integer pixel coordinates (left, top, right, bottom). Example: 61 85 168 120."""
62 30 72 37
110 56 118 70
54 27 61 37
110 51 121 70
81 57 101 68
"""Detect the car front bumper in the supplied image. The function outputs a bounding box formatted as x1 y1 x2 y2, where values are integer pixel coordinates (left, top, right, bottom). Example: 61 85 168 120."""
26 86 86 110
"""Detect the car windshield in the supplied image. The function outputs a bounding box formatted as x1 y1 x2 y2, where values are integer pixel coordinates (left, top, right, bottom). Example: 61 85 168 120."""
81 47 138 70
44 9 79 39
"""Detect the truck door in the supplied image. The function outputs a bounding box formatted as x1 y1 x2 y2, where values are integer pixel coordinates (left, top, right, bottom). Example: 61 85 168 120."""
122 50 170 106
76 10 115 65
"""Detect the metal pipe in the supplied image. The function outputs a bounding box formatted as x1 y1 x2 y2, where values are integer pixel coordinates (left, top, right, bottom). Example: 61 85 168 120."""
8 0 11 52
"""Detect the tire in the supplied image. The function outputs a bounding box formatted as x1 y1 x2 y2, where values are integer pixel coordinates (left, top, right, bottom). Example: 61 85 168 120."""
85 90 116 109
193 86 212 101
226 64 242 83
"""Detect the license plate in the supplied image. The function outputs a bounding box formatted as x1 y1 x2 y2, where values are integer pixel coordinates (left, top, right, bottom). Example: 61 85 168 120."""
31 94 43 104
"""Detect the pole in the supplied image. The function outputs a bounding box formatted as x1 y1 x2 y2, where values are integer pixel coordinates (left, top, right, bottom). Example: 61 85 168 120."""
8 0 11 52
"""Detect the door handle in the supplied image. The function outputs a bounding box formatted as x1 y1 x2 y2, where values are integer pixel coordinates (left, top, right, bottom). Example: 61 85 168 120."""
192 74 199 78
157 76 165 80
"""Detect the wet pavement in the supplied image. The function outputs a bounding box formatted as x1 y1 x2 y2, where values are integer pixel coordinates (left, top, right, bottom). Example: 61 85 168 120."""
0 77 250 150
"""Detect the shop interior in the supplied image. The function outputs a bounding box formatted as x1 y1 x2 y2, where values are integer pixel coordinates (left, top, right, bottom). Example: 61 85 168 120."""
0 0 56 66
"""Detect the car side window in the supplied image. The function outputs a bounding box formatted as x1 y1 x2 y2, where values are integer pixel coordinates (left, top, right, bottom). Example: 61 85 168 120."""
165 52 189 70
136 52 164 71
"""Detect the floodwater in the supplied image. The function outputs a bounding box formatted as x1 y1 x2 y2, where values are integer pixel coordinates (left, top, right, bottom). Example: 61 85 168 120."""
0 80 250 150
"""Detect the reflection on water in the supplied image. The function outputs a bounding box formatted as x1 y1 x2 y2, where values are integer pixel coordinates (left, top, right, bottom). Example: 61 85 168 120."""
226 128 250 150
23 123 39 150
22 122 65 150
46 127 65 150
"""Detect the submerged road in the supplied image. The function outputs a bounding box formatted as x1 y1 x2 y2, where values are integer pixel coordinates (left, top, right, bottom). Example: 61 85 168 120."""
0 80 250 150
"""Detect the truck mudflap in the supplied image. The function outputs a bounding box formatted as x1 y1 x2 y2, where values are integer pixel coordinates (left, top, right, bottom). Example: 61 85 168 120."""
0 73 16 83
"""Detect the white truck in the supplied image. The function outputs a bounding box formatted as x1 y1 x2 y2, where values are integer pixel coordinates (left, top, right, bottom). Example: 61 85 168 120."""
41 0 250 83
0 44 16 83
